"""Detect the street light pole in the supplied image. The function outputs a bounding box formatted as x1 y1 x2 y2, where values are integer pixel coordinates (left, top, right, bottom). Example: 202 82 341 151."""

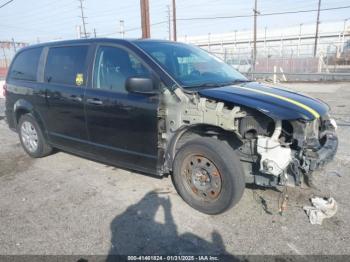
119 20 125 39
172 0 177 41
253 0 259 72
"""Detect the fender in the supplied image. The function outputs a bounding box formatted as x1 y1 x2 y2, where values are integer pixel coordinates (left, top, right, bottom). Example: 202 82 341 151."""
13 99 48 139
198 82 329 121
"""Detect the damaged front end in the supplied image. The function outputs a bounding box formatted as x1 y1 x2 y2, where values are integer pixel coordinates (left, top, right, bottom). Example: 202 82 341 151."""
159 84 338 189
245 115 338 188
288 116 338 185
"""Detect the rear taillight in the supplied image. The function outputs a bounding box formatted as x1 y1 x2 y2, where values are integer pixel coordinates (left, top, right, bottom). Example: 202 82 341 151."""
2 83 7 97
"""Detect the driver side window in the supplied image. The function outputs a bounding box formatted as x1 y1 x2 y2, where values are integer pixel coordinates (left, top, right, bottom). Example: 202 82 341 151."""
93 46 151 93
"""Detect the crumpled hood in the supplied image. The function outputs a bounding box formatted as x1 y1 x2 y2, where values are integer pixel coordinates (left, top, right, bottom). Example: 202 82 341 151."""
198 82 329 120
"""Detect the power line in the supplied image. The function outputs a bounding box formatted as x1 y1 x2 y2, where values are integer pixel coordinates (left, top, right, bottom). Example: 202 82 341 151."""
87 5 139 19
0 0 76 19
0 0 14 9
99 21 167 37
125 21 166 33
176 5 350 21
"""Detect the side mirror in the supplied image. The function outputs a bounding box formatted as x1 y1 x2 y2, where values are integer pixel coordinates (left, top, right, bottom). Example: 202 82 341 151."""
125 77 157 94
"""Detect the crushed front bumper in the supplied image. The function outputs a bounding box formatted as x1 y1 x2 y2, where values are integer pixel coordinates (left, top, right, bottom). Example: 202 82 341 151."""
305 131 338 172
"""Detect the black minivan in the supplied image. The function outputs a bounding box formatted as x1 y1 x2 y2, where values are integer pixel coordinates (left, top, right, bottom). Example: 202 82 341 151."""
5 38 338 214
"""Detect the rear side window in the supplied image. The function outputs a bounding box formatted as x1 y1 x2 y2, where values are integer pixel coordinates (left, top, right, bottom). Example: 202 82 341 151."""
45 45 88 86
9 47 42 82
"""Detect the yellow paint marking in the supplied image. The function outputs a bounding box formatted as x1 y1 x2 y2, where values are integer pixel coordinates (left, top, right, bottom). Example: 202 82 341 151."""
236 86 320 119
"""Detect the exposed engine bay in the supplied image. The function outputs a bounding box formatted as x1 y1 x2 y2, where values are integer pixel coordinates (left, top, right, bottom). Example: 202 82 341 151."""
237 112 338 187
159 86 338 188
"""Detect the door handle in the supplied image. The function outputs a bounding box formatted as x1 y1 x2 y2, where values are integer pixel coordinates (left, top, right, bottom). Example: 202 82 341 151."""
70 95 82 102
86 98 103 105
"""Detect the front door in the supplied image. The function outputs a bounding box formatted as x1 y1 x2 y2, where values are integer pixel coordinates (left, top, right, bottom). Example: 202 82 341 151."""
84 45 159 174
44 45 90 150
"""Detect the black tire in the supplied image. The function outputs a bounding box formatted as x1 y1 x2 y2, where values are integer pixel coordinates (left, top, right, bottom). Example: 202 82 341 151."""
173 137 245 215
18 113 52 158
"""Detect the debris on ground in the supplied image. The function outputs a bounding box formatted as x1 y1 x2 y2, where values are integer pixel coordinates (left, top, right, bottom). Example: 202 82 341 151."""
303 197 338 225
278 187 289 215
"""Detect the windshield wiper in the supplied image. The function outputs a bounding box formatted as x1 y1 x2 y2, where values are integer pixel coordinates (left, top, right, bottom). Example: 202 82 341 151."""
219 79 251 86
182 83 223 89
184 79 251 89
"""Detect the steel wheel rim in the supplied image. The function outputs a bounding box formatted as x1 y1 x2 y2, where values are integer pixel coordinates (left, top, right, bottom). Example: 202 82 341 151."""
21 121 38 153
181 154 222 201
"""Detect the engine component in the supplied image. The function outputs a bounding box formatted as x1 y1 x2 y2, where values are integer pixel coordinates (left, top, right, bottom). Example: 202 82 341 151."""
257 120 292 176
239 114 274 138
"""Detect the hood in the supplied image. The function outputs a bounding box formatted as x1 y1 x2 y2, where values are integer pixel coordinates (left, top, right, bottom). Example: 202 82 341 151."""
198 82 329 121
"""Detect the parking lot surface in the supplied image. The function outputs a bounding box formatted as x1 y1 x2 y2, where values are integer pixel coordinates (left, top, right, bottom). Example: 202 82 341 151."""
0 82 349 256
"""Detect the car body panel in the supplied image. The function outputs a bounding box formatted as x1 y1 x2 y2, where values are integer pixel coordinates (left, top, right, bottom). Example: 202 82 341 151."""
84 88 159 174
198 81 329 121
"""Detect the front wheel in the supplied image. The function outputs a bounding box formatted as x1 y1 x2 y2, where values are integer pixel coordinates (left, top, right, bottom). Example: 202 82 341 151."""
173 137 245 215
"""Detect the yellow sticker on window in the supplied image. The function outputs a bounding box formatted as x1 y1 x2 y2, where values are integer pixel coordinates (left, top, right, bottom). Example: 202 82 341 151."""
75 73 84 86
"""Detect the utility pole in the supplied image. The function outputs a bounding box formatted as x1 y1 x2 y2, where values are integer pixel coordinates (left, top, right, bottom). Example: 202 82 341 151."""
253 0 259 72
313 0 321 57
78 0 88 38
119 20 125 38
172 0 177 41
167 5 171 40
140 0 150 38
11 38 16 52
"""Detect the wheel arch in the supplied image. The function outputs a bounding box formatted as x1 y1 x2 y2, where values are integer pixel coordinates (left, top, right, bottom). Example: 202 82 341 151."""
13 99 48 139
165 124 242 173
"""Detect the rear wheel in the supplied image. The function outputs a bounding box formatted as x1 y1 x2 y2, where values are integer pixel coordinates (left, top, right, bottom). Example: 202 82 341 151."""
173 137 245 215
18 114 52 158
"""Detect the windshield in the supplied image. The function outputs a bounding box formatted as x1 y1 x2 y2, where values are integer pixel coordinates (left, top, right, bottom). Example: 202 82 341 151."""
134 41 248 88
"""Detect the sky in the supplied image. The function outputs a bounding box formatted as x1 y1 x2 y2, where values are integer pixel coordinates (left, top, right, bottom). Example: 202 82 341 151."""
0 0 349 43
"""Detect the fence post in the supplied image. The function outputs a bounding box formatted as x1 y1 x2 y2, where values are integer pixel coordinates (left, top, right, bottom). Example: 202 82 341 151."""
208 33 211 51
2 47 8 69
280 67 287 82
273 65 277 83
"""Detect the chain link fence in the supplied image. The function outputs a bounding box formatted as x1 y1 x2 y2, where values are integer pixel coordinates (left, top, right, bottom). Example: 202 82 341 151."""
189 25 350 82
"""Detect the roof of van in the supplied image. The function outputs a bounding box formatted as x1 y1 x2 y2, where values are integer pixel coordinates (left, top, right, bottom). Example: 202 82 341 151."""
21 38 175 50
